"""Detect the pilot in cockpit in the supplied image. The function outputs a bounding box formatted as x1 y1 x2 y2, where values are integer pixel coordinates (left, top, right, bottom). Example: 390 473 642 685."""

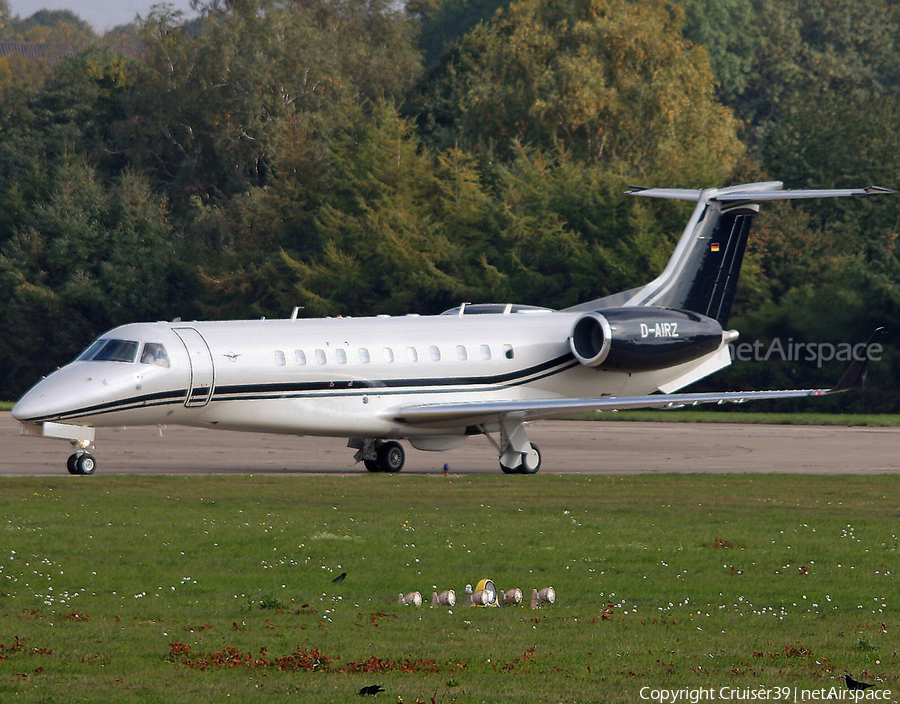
140 342 170 368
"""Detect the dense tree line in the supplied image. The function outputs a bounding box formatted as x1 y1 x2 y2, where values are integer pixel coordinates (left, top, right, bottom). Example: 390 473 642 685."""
0 0 898 409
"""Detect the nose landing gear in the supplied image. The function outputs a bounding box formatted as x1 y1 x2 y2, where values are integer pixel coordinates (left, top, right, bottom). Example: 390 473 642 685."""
18 422 98 476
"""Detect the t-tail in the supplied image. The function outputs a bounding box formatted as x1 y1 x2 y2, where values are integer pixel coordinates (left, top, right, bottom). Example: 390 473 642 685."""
566 182 895 326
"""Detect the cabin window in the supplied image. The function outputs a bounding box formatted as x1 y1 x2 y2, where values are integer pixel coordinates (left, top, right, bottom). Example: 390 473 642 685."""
383 347 394 363
295 350 307 366
81 339 139 364
407 347 418 362
140 343 170 368
480 344 492 361
275 350 286 366
504 344 515 360
315 349 327 365
359 348 371 363
456 345 468 361
336 349 347 364
429 345 441 362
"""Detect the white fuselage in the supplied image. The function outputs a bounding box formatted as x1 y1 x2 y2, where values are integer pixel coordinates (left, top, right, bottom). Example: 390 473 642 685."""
12 310 723 442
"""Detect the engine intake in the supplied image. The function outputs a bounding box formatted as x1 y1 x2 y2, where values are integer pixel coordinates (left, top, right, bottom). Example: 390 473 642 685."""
569 307 723 371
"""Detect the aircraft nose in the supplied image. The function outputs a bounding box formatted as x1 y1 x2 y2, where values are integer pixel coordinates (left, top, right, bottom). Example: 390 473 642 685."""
12 378 68 422
12 364 101 423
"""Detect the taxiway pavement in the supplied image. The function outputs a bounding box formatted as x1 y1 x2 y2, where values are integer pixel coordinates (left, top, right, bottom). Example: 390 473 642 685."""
2 412 898 476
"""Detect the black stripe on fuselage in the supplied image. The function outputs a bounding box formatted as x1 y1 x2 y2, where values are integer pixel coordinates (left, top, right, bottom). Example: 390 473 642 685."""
22 354 580 423
19 389 190 424
212 359 581 402
213 353 573 397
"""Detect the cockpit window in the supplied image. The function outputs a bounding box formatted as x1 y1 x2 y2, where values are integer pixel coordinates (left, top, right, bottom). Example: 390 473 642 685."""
81 339 139 363
77 340 107 361
140 343 170 368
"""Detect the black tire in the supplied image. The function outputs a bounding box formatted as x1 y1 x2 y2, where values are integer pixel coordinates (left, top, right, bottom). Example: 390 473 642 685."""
364 459 382 473
500 462 519 474
76 453 97 475
67 453 81 475
377 441 405 472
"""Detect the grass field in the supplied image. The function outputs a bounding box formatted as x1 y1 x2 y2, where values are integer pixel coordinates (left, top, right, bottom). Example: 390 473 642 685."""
1 474 898 703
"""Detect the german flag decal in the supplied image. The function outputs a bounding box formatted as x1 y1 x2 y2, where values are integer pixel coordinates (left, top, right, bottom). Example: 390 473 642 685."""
710 243 720 252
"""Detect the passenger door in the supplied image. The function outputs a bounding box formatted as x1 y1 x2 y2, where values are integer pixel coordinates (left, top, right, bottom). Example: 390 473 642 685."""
173 328 216 408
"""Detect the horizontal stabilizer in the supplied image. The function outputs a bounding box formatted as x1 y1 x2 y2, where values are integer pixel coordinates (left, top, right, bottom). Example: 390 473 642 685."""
626 183 896 202
714 185 896 201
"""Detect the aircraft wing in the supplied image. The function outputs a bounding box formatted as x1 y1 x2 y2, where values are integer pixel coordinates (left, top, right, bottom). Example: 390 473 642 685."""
389 387 831 427
390 344 874 427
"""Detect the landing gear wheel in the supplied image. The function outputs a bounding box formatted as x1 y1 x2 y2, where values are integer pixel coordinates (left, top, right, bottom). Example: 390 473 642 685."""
499 444 541 475
377 441 405 472
67 453 80 475
75 453 97 475
364 459 381 473
519 444 541 474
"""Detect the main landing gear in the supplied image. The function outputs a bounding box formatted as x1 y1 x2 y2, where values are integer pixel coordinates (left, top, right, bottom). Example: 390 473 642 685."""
67 451 97 475
349 417 542 475
482 414 542 475
349 438 406 473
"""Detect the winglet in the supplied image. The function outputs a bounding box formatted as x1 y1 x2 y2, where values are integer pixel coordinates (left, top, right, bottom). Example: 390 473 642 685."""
829 327 886 393
864 185 897 195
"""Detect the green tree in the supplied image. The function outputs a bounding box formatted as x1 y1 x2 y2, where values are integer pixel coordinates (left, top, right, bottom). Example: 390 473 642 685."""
407 0 509 69
274 101 474 316
17 9 96 44
0 7 99 95
0 161 184 398
678 0 756 105
680 0 900 136
132 0 421 213
412 0 742 184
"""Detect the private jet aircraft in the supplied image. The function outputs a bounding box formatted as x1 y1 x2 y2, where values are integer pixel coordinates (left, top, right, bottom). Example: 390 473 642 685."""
12 181 894 475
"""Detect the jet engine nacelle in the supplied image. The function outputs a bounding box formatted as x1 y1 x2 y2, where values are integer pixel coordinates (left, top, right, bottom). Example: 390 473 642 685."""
569 307 723 371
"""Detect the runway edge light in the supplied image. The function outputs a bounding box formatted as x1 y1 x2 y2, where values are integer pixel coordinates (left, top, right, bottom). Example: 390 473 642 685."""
431 590 456 607
465 579 500 607
501 588 523 606
531 587 556 609
398 591 423 607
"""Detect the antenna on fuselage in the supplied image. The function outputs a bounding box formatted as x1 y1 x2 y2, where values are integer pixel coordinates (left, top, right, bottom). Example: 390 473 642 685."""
290 306 304 320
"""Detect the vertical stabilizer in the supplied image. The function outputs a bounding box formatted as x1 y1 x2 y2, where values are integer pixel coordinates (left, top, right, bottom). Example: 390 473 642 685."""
565 182 894 327
625 196 757 325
